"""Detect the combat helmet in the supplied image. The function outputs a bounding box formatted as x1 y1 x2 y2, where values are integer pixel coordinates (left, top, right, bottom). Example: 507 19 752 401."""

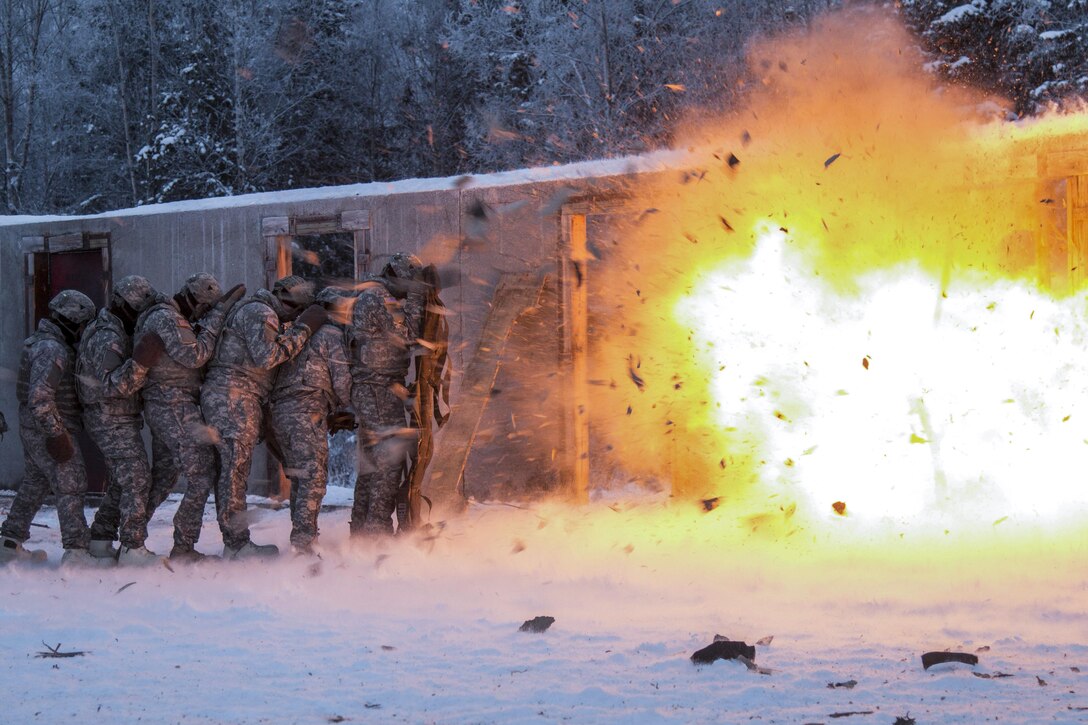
273 275 315 310
48 290 96 326
315 286 353 325
380 253 423 280
112 275 158 314
181 272 222 306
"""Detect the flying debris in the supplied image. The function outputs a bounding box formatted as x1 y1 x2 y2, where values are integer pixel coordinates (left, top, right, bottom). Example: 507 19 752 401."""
718 215 735 232
824 152 842 168
702 497 721 512
832 501 847 515
627 356 645 391
464 199 491 241
741 130 751 146
664 83 686 92
540 187 576 216
728 153 741 168
452 175 474 189
467 199 488 220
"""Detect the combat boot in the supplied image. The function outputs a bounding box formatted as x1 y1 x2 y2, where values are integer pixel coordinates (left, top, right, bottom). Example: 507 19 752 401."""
61 548 115 568
89 539 119 561
168 545 218 564
118 545 161 566
290 541 321 558
0 536 47 565
224 541 279 560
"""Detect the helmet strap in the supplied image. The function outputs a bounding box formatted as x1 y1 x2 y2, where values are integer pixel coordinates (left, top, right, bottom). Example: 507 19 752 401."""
53 314 83 346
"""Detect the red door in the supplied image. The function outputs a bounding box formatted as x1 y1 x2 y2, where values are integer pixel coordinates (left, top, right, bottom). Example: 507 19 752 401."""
33 248 110 494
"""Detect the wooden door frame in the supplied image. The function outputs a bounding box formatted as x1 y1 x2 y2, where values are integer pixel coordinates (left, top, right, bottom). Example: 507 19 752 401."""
261 210 371 287
22 231 112 335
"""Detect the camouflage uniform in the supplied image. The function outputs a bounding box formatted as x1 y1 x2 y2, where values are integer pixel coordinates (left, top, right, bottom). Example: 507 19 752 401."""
1 293 97 551
137 279 227 552
349 277 423 535
202 286 313 550
269 311 353 548
78 296 172 549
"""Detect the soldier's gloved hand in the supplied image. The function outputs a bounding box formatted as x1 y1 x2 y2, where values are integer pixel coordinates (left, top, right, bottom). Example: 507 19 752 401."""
132 331 165 367
326 410 357 433
295 304 327 334
45 432 75 463
217 284 246 313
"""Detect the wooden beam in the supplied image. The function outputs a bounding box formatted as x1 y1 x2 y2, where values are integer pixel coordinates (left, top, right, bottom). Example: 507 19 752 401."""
1072 175 1088 292
565 214 590 503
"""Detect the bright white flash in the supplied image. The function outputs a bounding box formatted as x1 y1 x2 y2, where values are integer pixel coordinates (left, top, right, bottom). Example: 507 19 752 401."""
677 225 1088 526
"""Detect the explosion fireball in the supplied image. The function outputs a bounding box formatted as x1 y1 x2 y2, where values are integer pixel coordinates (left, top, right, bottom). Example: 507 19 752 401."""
587 7 1088 540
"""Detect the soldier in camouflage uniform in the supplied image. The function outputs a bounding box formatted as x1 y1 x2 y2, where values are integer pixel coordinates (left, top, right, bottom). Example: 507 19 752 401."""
201 275 327 559
349 254 426 537
77 275 168 565
137 273 244 561
0 290 98 566
268 287 354 554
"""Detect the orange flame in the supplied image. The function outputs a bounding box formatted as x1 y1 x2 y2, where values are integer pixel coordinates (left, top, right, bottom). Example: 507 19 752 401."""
587 7 1088 539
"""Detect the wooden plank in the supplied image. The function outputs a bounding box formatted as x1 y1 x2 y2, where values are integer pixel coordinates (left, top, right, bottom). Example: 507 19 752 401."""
567 214 590 503
424 272 547 512
1071 176 1088 291
341 209 370 231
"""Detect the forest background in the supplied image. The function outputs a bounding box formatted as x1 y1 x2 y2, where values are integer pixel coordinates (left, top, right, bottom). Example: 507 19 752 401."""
1 0 1084 215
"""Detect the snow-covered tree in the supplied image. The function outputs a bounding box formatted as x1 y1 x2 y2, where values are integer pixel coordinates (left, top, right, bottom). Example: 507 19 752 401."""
898 0 1088 115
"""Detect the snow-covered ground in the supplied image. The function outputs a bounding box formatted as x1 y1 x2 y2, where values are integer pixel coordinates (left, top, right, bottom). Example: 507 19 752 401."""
1 487 1086 724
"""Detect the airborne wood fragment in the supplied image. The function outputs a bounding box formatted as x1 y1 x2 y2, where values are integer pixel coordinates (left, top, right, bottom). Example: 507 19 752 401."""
627 357 645 391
